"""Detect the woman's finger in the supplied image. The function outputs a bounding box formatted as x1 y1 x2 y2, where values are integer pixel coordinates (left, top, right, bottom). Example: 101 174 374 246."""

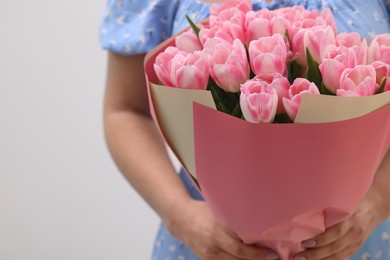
295 223 363 260
199 238 278 260
302 219 353 249
214 228 278 260
222 242 279 260
320 244 361 260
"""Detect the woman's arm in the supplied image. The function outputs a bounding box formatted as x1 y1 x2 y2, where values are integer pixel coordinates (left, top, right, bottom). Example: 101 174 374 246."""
103 52 278 260
104 52 191 225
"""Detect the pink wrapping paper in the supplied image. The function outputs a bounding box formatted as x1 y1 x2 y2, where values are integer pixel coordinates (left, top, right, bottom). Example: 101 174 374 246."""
144 32 390 259
193 102 390 259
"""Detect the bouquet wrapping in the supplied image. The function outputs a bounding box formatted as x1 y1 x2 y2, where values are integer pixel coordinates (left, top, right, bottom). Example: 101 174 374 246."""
144 1 390 258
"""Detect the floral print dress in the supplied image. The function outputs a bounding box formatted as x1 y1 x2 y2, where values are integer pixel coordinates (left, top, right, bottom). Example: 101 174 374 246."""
99 0 390 259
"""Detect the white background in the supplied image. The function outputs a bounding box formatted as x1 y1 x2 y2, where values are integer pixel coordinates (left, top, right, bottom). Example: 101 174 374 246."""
0 1 163 259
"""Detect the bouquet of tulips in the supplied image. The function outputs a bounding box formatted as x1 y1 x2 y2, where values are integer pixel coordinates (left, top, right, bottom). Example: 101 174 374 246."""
152 0 390 123
144 0 390 259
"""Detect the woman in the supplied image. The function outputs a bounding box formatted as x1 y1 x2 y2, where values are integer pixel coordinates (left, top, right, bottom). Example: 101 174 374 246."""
99 0 390 259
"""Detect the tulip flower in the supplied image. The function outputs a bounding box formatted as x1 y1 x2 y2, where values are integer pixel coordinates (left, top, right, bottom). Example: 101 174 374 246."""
319 45 358 93
240 79 278 123
209 8 246 44
336 32 368 65
175 28 202 53
169 51 210 90
199 26 235 47
245 9 291 44
269 74 290 114
336 32 362 48
251 74 290 114
320 8 338 35
210 0 251 17
288 7 335 46
372 61 390 92
337 65 377 96
293 25 336 66
283 78 320 121
245 10 272 42
249 34 287 81
372 61 390 82
208 39 250 92
154 46 181 86
368 33 390 64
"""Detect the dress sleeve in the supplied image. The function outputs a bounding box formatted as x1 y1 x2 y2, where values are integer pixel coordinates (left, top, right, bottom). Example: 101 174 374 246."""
385 0 390 17
99 0 178 55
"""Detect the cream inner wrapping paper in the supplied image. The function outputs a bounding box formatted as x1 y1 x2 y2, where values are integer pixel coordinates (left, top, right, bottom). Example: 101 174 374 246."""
150 83 215 178
296 90 390 123
150 84 390 178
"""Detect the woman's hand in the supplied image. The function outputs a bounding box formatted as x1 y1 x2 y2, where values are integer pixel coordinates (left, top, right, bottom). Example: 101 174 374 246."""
166 200 279 260
293 149 390 260
293 194 382 260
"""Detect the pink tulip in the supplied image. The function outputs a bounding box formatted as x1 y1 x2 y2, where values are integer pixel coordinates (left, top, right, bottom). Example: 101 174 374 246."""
368 34 390 64
336 32 362 47
209 39 250 92
240 79 278 123
283 78 320 121
274 5 306 20
319 45 358 93
372 61 390 92
355 39 368 65
337 65 378 96
201 31 235 60
337 33 368 65
274 6 305 37
320 8 337 35
336 32 368 65
319 59 346 93
290 19 319 42
154 46 181 86
268 74 291 114
175 28 202 53
288 7 337 66
289 8 333 42
199 26 235 47
372 61 390 82
169 51 210 90
220 18 246 44
251 74 290 114
245 10 272 42
304 26 336 63
293 25 336 66
210 0 251 17
249 34 287 81
210 6 246 26
271 16 291 37
245 9 291 43
209 7 246 44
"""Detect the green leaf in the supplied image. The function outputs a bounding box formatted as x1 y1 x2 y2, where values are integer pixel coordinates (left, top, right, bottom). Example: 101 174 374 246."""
207 77 243 116
304 48 323 92
274 114 293 124
377 78 387 94
287 60 303 84
231 101 242 119
186 15 201 40
208 78 230 114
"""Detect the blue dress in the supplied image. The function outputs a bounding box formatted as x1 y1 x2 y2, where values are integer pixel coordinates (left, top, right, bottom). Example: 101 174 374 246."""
99 1 390 259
